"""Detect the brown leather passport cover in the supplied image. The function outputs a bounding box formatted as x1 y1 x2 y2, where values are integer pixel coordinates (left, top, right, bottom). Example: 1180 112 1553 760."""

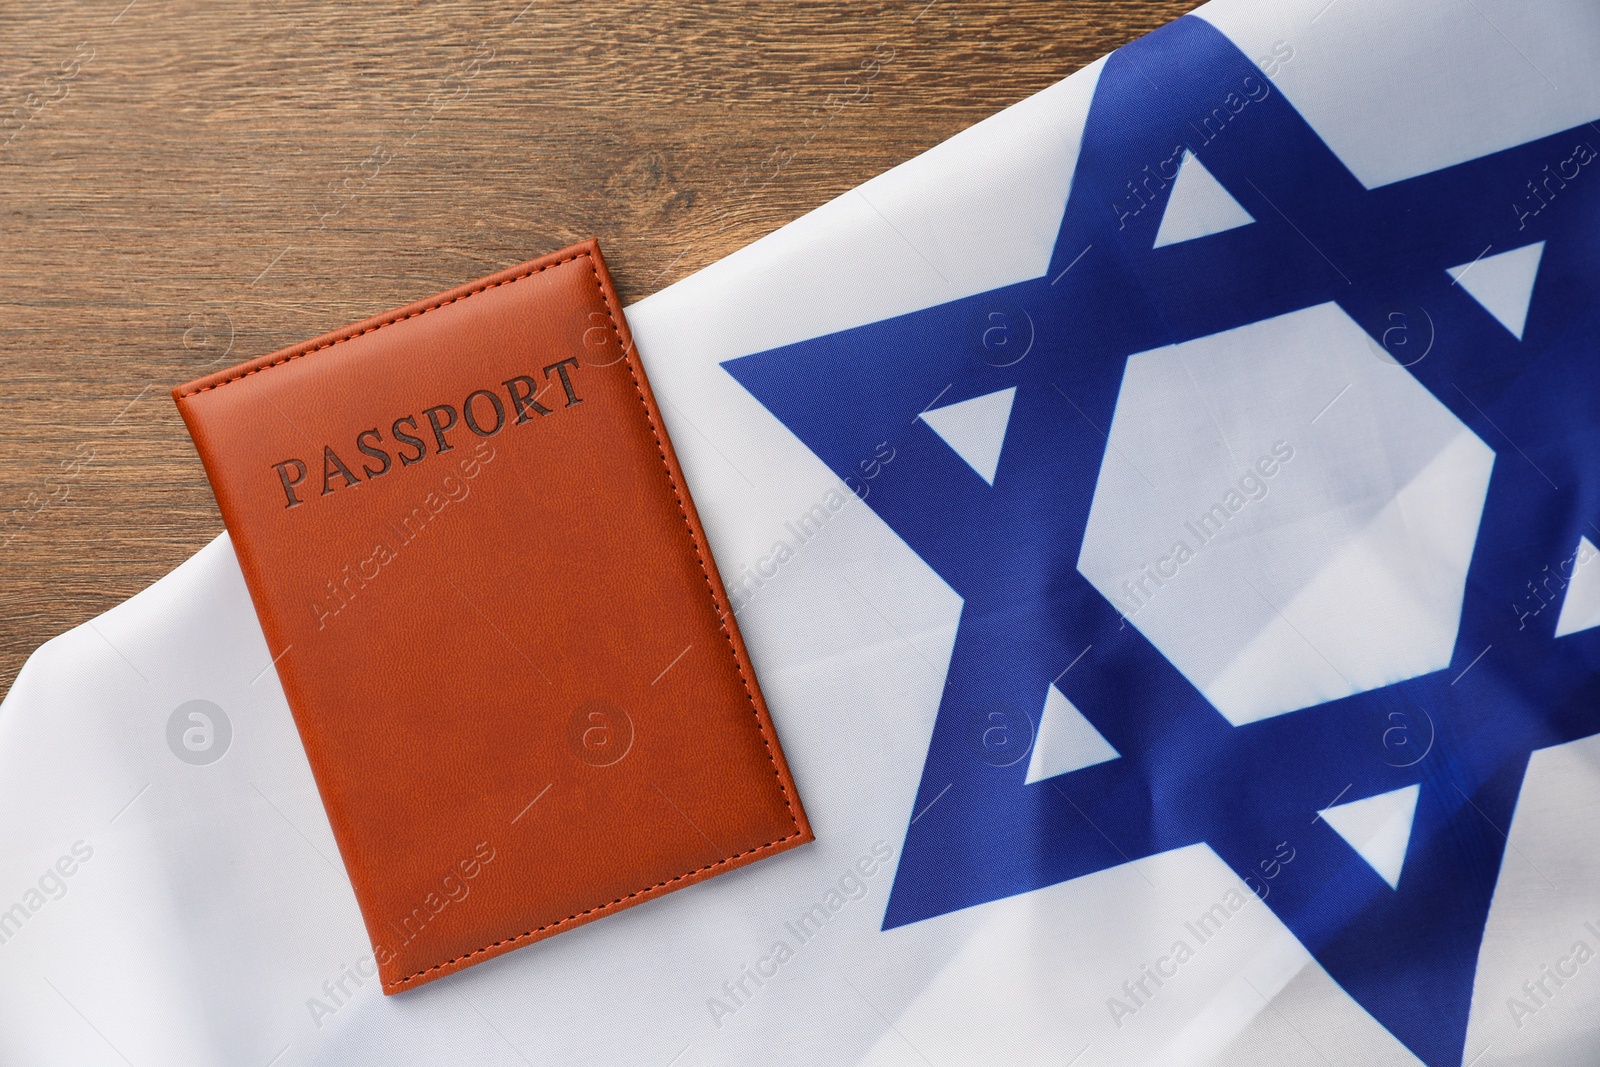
173 241 812 993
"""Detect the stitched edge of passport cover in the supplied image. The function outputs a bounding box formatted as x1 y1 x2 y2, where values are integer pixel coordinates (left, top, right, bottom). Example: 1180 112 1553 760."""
173 240 812 992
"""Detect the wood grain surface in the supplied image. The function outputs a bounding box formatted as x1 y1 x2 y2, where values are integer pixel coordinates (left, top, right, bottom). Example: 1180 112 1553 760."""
0 0 1191 697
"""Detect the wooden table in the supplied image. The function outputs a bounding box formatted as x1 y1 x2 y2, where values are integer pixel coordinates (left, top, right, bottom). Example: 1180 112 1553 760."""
0 0 1189 696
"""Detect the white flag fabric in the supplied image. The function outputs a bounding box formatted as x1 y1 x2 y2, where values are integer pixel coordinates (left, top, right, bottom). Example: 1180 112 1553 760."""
5 1 1600 1064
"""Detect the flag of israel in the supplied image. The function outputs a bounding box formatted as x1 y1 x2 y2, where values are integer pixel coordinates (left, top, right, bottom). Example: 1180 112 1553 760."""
4 1 1600 1064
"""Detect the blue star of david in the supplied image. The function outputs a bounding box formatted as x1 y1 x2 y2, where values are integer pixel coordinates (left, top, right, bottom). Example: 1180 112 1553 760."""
724 16 1600 1067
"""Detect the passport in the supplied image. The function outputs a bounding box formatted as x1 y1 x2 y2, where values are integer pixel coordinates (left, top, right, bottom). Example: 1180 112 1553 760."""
173 241 812 992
